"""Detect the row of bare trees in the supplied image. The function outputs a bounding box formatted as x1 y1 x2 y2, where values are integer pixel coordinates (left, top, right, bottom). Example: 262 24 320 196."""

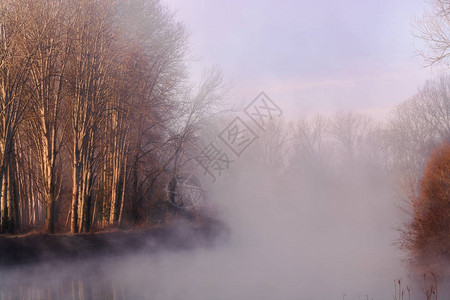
242 75 449 268
0 0 223 234
232 74 448 188
286 76 449 177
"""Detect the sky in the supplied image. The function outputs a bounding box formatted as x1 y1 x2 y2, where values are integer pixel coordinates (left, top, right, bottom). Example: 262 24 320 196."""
165 0 438 120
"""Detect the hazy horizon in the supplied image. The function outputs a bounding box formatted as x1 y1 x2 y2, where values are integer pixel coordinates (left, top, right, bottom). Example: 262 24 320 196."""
0 1 448 299
166 0 438 120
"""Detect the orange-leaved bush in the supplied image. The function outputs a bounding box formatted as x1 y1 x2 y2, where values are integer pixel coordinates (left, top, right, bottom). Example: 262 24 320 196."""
405 141 450 266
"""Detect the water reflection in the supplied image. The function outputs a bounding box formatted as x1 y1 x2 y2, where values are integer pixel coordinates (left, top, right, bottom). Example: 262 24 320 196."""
0 280 128 300
0 234 412 300
0 257 139 300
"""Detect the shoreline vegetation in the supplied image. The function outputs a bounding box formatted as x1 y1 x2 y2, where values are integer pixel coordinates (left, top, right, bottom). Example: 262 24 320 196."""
0 0 226 236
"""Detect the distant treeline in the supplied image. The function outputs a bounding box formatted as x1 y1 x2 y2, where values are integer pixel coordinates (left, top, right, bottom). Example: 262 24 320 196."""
240 75 449 267
247 76 449 180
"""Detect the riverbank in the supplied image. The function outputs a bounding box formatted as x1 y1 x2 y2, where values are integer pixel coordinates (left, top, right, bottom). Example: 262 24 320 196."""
0 217 229 266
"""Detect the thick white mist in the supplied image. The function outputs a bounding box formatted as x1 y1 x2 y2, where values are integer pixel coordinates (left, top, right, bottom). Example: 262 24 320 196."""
0 144 430 300
108 158 410 299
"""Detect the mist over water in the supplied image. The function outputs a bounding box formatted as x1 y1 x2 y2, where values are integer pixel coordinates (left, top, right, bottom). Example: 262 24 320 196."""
0 148 426 300
0 0 447 298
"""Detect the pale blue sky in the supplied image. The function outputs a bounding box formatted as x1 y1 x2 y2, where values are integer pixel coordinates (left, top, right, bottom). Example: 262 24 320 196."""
166 0 437 119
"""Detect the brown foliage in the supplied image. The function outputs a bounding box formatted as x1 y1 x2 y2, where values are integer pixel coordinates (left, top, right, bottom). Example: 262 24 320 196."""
403 141 450 267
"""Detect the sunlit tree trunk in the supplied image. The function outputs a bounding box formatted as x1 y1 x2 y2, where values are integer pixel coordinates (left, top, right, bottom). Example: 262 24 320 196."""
68 0 112 233
25 0 70 233
0 5 32 233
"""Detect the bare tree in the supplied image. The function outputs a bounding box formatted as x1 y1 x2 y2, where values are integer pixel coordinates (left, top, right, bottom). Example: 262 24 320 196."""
67 0 115 233
415 0 450 67
330 112 372 160
293 114 329 165
0 0 35 233
416 76 450 140
387 76 450 180
250 117 291 173
164 69 227 205
22 0 71 233
118 0 189 225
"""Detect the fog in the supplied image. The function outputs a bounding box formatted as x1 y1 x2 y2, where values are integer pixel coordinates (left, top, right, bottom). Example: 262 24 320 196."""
0 0 447 299
0 139 432 300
